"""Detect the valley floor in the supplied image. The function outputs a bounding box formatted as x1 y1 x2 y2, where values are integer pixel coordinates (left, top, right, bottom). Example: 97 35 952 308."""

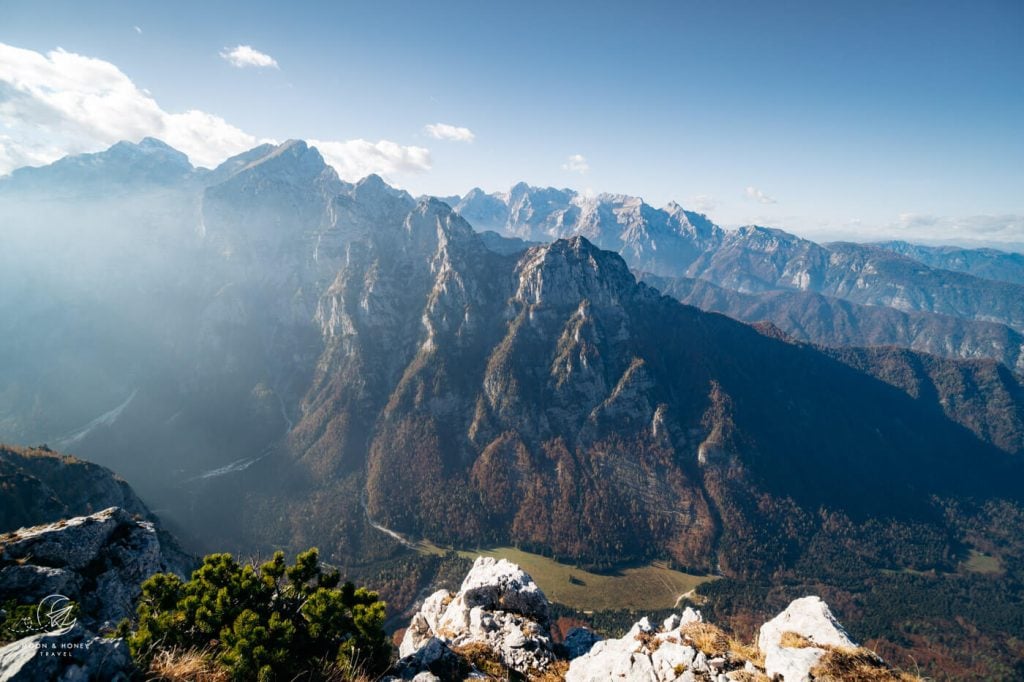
416 540 714 612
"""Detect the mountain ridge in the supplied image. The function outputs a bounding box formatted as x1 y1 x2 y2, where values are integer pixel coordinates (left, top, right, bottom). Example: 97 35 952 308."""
3 138 1024 679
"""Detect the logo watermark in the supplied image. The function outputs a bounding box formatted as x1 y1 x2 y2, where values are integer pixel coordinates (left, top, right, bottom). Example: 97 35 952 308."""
8 594 78 637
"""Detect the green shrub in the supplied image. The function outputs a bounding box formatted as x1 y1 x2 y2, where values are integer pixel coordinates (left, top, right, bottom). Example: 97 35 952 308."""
127 548 389 680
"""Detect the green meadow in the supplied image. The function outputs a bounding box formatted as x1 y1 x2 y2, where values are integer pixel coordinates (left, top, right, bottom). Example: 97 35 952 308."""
417 541 713 611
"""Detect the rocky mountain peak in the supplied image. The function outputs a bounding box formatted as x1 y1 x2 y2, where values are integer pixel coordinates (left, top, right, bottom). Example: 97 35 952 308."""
118 136 190 161
228 139 339 187
508 180 532 199
514 236 641 309
0 137 194 193
734 224 801 244
454 187 511 232
205 142 278 184
352 172 414 205
665 201 721 241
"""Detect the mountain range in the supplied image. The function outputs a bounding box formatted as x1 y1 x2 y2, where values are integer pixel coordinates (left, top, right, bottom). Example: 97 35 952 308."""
453 185 1024 374
2 138 1024 679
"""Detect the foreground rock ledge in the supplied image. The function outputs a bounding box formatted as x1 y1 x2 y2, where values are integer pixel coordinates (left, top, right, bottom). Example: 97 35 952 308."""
388 557 917 682
0 507 189 682
0 506 189 629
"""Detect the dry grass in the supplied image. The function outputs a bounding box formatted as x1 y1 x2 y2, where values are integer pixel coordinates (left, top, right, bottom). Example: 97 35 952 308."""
531 659 569 681
452 641 511 678
147 648 228 682
679 621 763 668
681 622 731 656
633 629 662 652
319 665 377 682
810 646 922 681
730 639 765 669
779 630 815 648
772 630 923 681
727 672 772 682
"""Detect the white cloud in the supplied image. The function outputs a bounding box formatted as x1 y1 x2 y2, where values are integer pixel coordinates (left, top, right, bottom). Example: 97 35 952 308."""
688 195 716 212
796 212 1024 250
0 42 258 170
133 26 142 35
891 213 1024 245
744 186 776 204
0 42 432 182
424 122 475 142
310 138 431 180
219 45 278 69
563 153 589 174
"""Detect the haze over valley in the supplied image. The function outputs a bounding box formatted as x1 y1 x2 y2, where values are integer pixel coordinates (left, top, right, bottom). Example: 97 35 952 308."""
1 137 1023 678
1 3 1022 679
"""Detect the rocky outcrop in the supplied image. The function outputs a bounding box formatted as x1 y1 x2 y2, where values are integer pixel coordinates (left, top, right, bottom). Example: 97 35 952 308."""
566 608 751 682
390 559 914 682
757 596 855 682
0 624 134 681
392 557 559 678
0 445 154 535
0 507 191 630
0 506 191 681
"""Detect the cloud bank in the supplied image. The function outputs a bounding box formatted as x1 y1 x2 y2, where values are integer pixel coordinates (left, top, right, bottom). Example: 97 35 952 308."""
0 42 431 182
890 213 1024 246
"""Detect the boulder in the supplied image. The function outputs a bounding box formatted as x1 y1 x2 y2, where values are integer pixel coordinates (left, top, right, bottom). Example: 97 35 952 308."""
563 626 602 659
757 596 855 682
457 557 550 625
387 636 466 681
395 556 559 675
680 606 703 626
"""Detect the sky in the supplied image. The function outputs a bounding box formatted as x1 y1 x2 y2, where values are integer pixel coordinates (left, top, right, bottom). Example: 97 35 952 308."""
1 0 1022 246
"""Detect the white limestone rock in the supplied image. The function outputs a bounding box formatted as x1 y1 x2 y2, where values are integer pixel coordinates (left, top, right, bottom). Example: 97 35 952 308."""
680 606 703 627
651 640 697 679
395 563 876 682
395 557 558 675
567 607 710 682
457 557 550 624
757 596 855 682
388 637 464 681
399 613 433 659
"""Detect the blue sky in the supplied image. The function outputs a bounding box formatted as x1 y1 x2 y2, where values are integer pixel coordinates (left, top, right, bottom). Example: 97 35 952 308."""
1 0 1022 245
